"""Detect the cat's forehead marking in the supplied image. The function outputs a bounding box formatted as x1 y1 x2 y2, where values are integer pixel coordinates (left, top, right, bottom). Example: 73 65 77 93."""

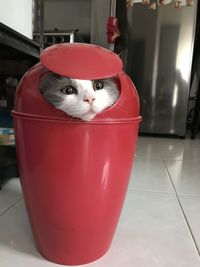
72 79 93 90
73 79 92 85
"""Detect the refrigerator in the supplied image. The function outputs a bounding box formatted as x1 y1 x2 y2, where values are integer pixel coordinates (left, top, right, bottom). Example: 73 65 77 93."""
116 1 198 137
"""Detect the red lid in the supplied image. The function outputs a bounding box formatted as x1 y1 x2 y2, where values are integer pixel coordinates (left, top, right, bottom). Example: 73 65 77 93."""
40 43 123 80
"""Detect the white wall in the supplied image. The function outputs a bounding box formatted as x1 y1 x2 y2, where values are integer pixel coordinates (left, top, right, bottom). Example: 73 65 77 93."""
0 0 33 39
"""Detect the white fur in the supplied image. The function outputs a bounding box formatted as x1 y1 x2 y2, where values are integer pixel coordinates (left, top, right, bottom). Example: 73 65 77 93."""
40 74 119 121
55 78 119 121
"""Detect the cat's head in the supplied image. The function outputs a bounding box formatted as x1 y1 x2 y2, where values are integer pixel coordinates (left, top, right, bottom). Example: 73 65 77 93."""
39 72 119 121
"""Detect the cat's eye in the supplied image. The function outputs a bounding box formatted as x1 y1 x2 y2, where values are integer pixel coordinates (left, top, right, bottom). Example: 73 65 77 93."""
93 81 104 90
60 86 77 95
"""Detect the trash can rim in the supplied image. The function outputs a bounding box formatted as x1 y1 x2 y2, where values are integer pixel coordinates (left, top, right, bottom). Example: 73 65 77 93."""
12 111 142 124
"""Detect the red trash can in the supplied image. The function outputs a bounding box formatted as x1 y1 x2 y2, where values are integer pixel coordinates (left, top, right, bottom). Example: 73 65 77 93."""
12 43 142 265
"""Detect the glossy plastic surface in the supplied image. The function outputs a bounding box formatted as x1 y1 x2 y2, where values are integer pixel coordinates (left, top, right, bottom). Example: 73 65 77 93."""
40 43 123 80
13 43 141 265
14 116 139 265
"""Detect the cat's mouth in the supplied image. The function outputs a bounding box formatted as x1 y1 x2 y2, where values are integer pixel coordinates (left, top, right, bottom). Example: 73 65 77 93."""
81 110 96 121
83 109 96 116
82 104 95 114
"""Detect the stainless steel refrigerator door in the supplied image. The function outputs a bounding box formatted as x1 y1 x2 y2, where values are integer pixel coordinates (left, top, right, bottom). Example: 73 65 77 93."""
124 3 197 136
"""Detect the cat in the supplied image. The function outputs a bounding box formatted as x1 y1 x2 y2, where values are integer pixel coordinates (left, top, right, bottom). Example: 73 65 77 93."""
39 71 119 121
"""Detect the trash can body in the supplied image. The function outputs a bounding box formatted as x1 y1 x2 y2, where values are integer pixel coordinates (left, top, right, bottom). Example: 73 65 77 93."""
13 43 141 265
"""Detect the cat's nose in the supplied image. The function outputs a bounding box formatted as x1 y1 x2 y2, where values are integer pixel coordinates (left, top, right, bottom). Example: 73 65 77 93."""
84 96 95 104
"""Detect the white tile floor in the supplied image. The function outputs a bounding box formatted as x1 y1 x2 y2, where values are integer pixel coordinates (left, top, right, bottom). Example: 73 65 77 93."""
1 136 200 266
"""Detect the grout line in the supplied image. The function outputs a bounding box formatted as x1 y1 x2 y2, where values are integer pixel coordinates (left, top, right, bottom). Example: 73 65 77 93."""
128 187 175 195
162 159 200 257
178 193 200 198
0 197 23 217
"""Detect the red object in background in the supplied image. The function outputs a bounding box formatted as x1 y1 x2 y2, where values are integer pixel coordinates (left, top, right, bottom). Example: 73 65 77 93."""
107 16 121 44
12 43 141 265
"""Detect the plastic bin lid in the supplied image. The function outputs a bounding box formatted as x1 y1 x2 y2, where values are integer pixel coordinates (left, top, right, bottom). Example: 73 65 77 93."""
40 43 123 80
